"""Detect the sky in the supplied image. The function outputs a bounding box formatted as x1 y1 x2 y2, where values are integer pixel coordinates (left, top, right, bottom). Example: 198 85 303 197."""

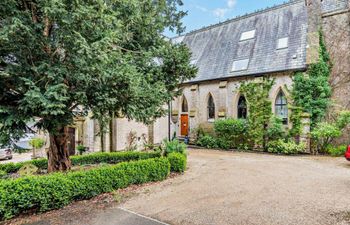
165 0 287 37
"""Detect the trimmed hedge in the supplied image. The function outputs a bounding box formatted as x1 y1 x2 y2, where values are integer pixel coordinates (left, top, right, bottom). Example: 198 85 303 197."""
0 151 161 174
0 157 170 220
168 153 187 173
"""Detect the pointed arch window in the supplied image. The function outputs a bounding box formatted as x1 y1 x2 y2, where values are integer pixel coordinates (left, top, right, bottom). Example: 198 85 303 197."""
182 96 188 113
275 90 288 125
237 96 247 119
207 94 215 121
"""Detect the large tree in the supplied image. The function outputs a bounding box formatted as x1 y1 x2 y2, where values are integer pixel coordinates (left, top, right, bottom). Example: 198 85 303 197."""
0 0 197 172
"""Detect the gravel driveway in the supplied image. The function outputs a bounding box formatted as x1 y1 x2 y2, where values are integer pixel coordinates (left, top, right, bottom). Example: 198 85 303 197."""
120 149 350 225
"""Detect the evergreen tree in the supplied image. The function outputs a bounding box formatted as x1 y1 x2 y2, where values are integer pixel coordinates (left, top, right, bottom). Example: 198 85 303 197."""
0 0 197 172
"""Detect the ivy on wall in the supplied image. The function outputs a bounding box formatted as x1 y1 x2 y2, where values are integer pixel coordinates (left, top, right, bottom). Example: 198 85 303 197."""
240 78 275 149
291 31 332 131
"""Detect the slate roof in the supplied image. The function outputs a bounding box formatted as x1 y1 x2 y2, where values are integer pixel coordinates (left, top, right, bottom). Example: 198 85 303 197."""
173 0 308 83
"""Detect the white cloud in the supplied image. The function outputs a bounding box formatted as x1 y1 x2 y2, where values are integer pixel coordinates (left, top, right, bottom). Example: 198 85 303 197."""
194 5 208 12
213 8 228 19
194 0 237 20
227 0 237 8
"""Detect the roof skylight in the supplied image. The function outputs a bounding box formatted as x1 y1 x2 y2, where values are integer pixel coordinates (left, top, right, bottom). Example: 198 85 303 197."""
232 59 249 72
240 30 256 41
277 37 289 49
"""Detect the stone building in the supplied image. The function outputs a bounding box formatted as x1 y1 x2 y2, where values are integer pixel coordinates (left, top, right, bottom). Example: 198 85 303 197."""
170 0 350 147
74 0 349 153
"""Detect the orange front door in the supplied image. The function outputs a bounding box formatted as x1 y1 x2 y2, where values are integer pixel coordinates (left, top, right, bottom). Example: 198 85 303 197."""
180 114 189 136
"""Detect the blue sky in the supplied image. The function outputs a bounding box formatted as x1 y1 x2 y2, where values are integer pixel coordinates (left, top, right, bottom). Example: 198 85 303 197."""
166 0 286 37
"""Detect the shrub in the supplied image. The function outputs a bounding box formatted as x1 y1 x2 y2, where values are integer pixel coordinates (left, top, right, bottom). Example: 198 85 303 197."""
327 145 347 157
197 135 219 149
164 140 187 156
311 122 342 153
214 118 248 148
28 138 45 149
0 157 170 220
267 116 286 142
267 140 305 155
77 145 87 155
0 151 161 174
168 152 187 172
0 170 6 179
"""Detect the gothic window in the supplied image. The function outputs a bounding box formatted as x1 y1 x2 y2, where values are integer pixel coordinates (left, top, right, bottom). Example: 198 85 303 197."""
207 94 215 121
237 96 247 119
182 96 188 113
275 90 288 125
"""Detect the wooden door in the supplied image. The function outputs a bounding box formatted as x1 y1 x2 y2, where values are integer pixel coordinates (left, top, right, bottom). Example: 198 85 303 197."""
180 114 189 136
68 127 76 156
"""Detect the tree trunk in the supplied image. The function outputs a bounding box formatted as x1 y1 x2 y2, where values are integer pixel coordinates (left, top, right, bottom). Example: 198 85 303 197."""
48 127 72 172
109 117 114 152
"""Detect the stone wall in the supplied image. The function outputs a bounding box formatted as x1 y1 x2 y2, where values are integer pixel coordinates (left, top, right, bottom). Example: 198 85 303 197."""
172 72 294 137
78 116 168 152
321 1 350 143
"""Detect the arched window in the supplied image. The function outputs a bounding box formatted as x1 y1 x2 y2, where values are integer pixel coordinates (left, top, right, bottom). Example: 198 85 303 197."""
275 90 288 125
237 96 247 119
207 94 215 121
182 96 188 113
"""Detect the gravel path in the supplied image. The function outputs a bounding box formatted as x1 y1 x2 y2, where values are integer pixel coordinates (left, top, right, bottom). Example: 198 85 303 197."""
120 149 350 225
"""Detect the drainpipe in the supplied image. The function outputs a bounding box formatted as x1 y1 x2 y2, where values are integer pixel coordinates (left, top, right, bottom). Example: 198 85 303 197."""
168 101 171 141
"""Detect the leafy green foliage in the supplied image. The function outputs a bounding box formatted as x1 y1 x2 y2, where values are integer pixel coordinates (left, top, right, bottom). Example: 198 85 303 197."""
214 118 249 149
0 157 170 220
163 139 187 156
266 116 286 142
311 110 350 153
0 151 161 174
168 152 187 172
240 78 275 149
311 122 342 153
197 135 219 149
76 145 87 155
0 0 197 167
327 145 347 157
28 138 45 149
335 111 350 130
267 140 305 155
0 170 6 179
291 31 332 129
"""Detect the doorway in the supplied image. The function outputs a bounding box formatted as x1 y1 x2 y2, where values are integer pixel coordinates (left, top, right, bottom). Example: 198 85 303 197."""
180 114 189 136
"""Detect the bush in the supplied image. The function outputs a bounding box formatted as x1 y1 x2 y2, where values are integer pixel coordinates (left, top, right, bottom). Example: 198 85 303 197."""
267 140 305 155
0 157 170 220
327 145 347 157
0 170 6 179
164 140 186 156
168 152 187 172
0 151 161 174
311 122 342 153
197 135 219 149
267 116 286 142
214 118 248 149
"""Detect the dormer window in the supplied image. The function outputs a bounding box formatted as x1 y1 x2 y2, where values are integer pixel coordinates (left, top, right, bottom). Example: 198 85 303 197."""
240 30 256 41
232 59 249 72
277 37 289 49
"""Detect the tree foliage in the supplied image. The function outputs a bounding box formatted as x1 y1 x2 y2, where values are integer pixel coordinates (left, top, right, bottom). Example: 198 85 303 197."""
0 0 197 171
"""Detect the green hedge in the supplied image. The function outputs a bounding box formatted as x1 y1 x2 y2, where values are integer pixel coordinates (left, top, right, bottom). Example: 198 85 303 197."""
168 153 187 173
0 151 161 174
0 157 170 220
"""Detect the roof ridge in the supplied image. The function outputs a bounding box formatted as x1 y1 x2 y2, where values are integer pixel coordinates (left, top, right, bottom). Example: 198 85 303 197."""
181 0 304 37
